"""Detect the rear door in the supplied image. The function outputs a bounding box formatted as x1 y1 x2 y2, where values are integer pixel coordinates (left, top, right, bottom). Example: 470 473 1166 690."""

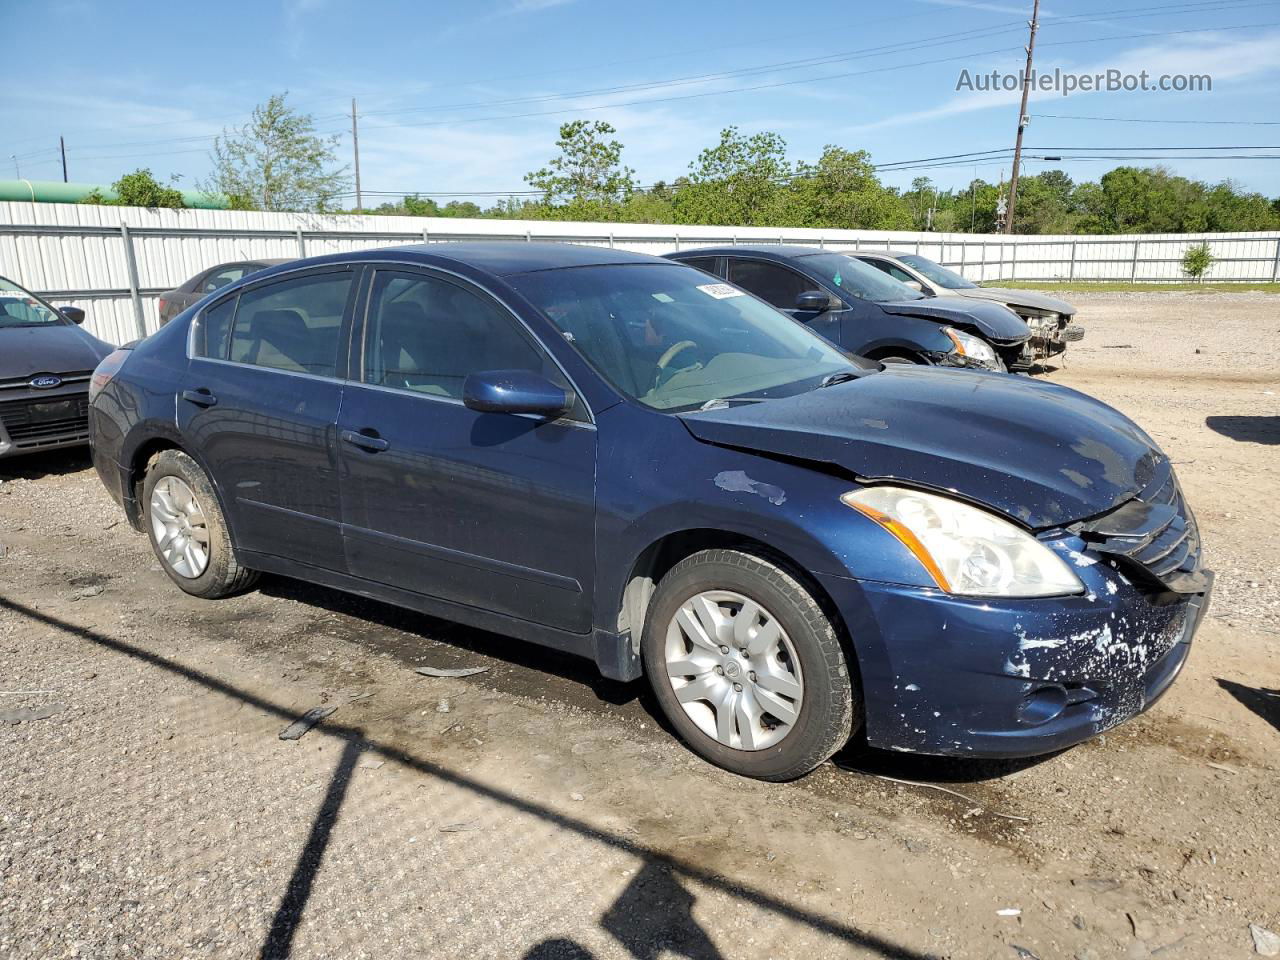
178 266 357 571
337 266 597 634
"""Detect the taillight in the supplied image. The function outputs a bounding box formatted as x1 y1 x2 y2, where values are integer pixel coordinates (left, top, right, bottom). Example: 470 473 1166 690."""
157 298 168 316
89 348 132 403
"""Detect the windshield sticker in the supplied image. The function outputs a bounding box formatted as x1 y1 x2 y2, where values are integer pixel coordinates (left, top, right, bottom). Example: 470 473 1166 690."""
651 292 674 303
696 283 744 300
833 272 843 286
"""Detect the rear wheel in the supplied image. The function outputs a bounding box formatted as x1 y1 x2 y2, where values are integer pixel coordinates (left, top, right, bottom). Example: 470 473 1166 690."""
642 549 857 781
142 449 258 599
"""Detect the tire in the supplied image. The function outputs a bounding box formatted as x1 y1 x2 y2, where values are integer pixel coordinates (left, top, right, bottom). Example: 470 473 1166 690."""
141 449 258 599
641 549 857 781
877 354 920 365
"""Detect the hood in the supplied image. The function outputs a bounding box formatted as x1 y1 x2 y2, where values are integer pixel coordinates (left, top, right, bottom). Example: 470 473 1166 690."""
961 287 1076 318
877 298 1030 344
679 365 1164 529
0 324 113 381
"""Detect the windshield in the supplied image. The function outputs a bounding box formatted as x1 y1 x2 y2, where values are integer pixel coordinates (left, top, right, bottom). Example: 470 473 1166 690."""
797 253 924 303
0 276 67 329
898 254 977 290
510 263 862 412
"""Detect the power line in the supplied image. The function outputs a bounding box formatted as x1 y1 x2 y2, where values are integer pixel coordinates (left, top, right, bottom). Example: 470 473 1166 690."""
10 0 1270 161
299 146 1280 203
1033 113 1280 126
357 20 1280 134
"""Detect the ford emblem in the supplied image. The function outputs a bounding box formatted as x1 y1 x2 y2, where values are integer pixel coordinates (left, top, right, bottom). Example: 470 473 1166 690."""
30 375 62 389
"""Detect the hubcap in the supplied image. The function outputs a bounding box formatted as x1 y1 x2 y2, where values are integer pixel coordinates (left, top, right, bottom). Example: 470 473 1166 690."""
664 590 804 751
149 476 210 579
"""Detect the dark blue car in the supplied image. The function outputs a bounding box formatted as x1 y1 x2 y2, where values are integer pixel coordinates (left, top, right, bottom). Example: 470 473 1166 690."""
88 243 1211 780
666 245 1032 371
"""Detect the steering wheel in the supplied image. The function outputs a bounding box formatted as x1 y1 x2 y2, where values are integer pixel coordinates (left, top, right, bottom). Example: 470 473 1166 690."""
653 340 700 390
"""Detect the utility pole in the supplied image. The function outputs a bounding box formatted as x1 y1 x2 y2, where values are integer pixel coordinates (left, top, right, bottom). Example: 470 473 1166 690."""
1004 0 1040 234
60 136 68 182
995 170 1008 234
351 98 363 210
970 165 978 232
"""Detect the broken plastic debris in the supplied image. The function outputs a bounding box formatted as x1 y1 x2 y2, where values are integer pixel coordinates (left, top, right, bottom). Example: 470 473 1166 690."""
996 907 1022 917
439 820 481 833
1251 923 1280 957
0 702 66 725
415 665 489 679
278 706 336 741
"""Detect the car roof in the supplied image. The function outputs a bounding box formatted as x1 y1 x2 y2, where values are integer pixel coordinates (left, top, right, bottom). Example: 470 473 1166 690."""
852 250 919 260
266 242 666 279
666 244 828 261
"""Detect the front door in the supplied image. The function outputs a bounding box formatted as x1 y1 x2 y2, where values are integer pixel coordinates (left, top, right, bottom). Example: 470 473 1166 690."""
726 257 844 345
337 267 596 634
178 267 356 571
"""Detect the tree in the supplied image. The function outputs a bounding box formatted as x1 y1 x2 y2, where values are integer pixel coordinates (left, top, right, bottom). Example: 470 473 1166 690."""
790 147 911 229
204 93 348 212
524 120 636 219
676 127 793 226
1182 242 1213 281
81 168 185 208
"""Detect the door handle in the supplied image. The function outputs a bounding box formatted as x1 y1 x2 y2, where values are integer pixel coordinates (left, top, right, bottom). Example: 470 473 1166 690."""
341 429 390 453
181 389 218 407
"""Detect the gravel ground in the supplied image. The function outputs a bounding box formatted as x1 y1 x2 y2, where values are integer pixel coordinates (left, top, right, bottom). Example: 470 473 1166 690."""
1 292 1277 959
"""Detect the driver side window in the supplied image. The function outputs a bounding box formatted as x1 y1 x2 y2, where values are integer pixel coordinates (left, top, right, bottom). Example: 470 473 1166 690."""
361 270 581 415
727 259 811 310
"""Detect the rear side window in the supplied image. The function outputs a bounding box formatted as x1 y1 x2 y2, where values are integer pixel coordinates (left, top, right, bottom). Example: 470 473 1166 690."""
362 270 565 402
227 273 353 377
198 297 237 359
201 265 248 293
728 259 811 309
680 257 718 274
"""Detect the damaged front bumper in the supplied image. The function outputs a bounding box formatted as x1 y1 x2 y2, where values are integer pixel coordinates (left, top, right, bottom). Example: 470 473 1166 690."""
1016 317 1085 367
817 543 1213 758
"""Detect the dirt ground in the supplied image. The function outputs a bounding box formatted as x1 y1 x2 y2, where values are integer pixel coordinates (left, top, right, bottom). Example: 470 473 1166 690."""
1 291 1277 960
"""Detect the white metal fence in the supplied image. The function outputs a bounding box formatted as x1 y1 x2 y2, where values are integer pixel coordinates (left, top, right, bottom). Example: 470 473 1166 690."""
4 201 1279 345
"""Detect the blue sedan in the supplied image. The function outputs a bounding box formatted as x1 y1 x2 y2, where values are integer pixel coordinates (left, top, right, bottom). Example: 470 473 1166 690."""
88 243 1212 780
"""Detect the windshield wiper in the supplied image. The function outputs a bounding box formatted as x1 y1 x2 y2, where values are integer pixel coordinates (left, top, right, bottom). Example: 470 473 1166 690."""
818 371 860 389
697 397 767 411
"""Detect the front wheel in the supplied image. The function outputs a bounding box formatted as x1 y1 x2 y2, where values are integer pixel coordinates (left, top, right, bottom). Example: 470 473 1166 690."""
641 549 857 781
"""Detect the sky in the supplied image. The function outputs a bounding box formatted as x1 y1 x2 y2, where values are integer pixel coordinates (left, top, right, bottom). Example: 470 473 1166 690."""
4 0 1280 205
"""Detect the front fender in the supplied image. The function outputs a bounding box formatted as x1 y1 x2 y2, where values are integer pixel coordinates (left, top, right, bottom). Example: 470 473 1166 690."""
593 404 941 634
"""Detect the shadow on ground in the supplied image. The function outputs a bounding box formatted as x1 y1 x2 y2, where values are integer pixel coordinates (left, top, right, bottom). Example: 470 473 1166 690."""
261 573 1057 787
1205 415 1280 445
2 594 934 960
1217 678 1280 735
0 448 92 482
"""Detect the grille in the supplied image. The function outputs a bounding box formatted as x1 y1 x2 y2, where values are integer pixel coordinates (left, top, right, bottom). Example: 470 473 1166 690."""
0 395 91 448
1079 460 1207 594
0 371 93 392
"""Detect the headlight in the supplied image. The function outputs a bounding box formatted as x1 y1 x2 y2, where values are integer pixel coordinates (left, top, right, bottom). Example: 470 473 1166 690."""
841 486 1085 597
942 327 1001 370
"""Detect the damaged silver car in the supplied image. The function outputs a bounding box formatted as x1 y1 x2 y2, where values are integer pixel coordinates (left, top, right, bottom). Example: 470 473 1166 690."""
854 250 1085 370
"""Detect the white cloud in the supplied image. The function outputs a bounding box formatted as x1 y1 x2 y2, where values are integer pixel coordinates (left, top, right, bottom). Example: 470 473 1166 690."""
909 0 1038 15
505 0 576 11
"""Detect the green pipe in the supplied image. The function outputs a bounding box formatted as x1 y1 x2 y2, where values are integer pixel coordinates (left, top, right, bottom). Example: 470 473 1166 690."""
0 179 228 209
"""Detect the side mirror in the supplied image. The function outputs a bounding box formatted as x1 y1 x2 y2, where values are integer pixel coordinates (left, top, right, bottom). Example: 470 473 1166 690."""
795 290 835 312
60 305 86 324
463 369 574 418
902 280 924 293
